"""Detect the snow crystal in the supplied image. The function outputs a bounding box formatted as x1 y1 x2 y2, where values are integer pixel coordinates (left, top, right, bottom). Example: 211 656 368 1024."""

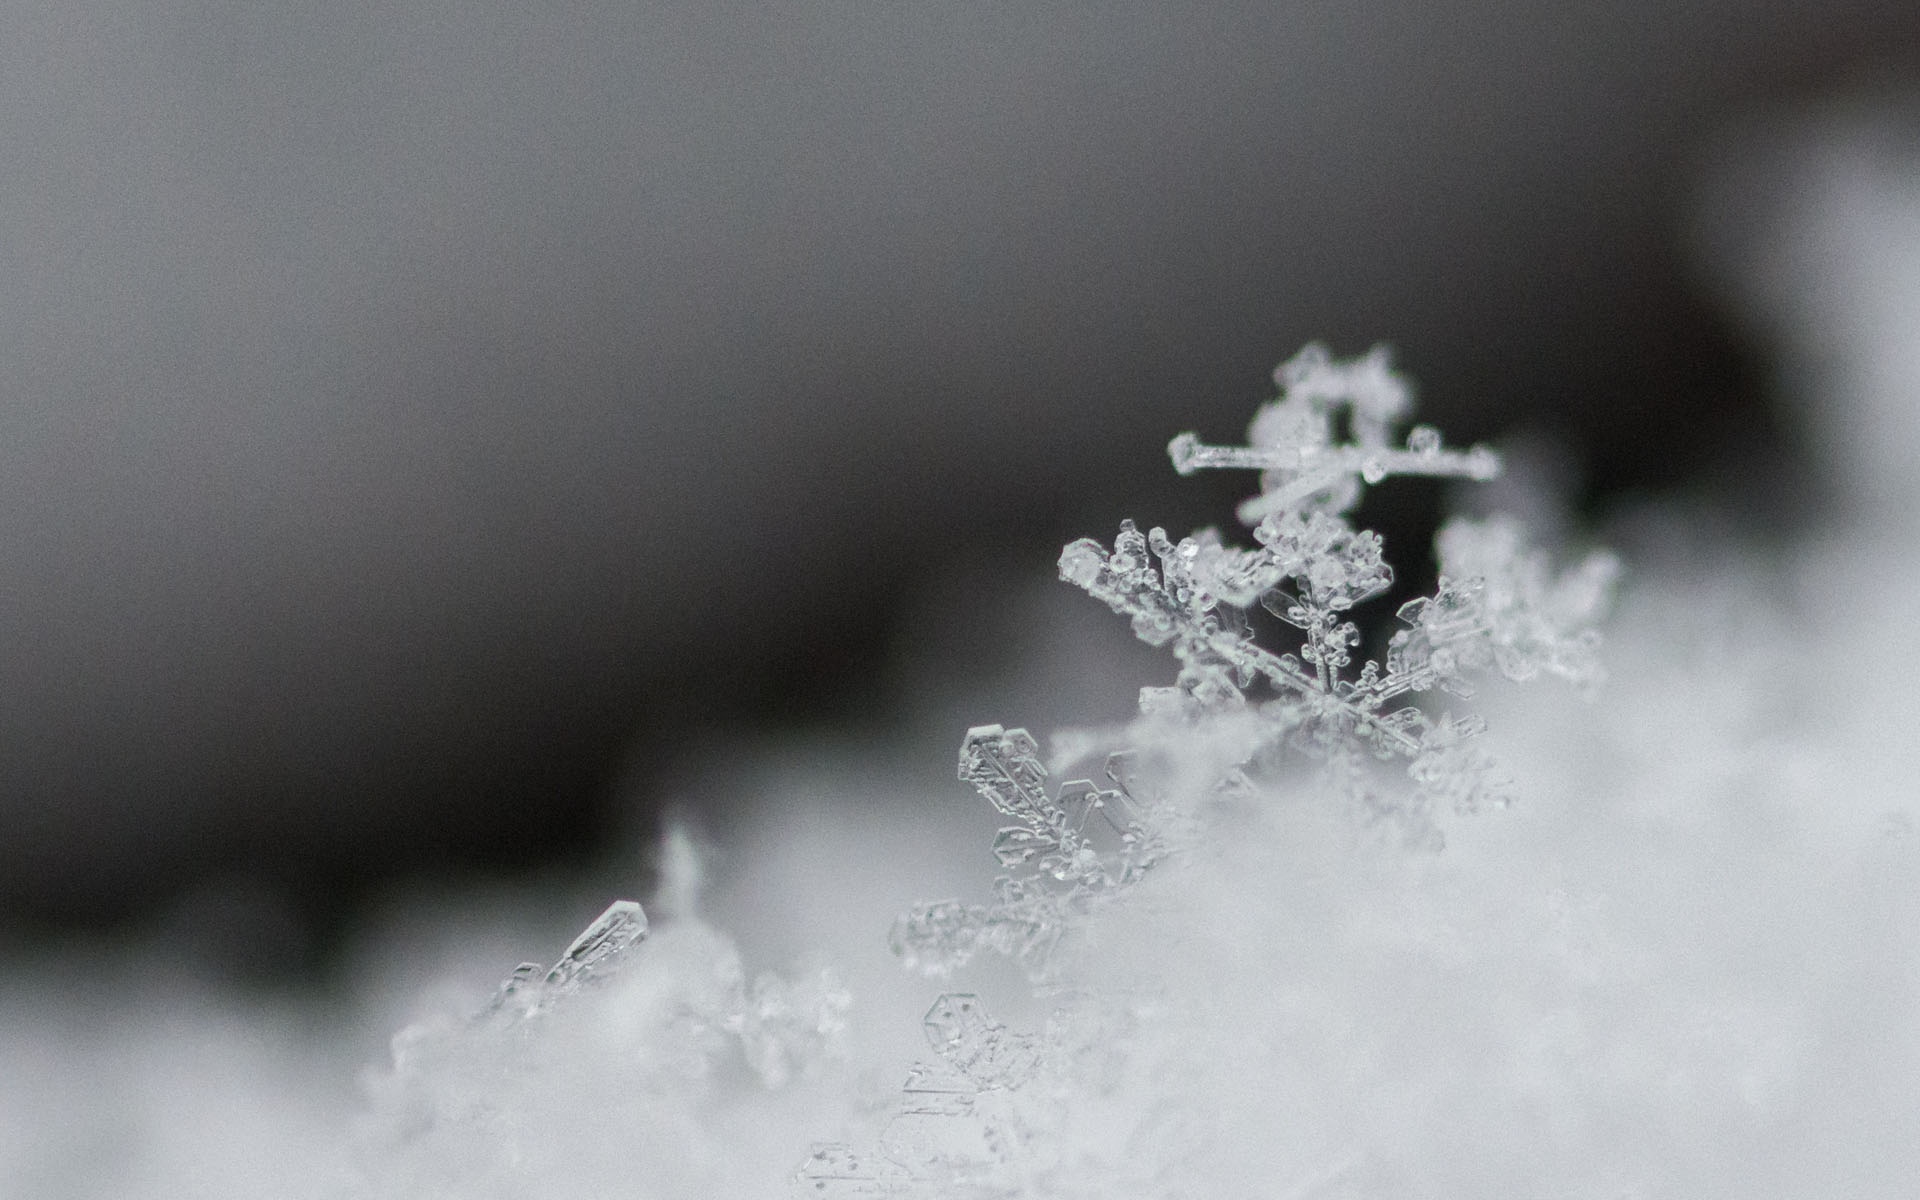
490 899 649 1017
331 344 1629 1197
356 894 851 1198
21 107 1920 1199
890 725 1164 979
1063 345 1616 837
1167 343 1500 523
826 345 1622 1193
794 994 1045 1197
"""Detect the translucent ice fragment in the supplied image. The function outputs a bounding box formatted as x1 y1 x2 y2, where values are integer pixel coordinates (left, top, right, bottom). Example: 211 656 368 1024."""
1166 346 1504 523
791 1143 909 1197
991 825 1058 869
1432 516 1619 689
483 900 650 1019
487 962 546 1016
542 899 648 993
1137 685 1190 717
1410 715 1510 815
959 725 1052 824
880 1102 1005 1180
923 994 1040 1090
1255 511 1392 610
899 1060 977 1116
891 890 1069 979
1190 536 1286 606
1057 537 1106 588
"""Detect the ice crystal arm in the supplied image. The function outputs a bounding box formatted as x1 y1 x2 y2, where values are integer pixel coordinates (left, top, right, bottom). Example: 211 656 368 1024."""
958 725 1054 825
1167 343 1500 524
959 725 1160 889
792 996 1037 1196
891 728 1167 978
1384 516 1619 698
1171 428 1500 525
1060 529 1420 752
1432 515 1619 688
793 1145 910 1197
922 994 1040 1090
889 889 1066 977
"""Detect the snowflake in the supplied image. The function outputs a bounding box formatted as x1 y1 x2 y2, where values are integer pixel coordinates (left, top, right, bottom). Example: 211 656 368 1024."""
889 727 1164 979
1063 342 1617 831
898 345 1617 978
806 345 1618 1196
796 994 1043 1198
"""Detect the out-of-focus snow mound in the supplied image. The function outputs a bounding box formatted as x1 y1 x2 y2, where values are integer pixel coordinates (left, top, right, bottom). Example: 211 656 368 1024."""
9 101 1920 1198
0 969 345 1199
1049 578 1920 1195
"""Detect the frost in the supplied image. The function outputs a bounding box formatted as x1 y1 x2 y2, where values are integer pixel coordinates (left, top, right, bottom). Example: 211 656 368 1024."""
890 727 1164 979
357 896 850 1197
489 899 650 1017
20 111 1920 1200
794 993 1077 1198
1063 344 1617 838
1166 343 1499 523
338 345 1624 1199
809 345 1621 1194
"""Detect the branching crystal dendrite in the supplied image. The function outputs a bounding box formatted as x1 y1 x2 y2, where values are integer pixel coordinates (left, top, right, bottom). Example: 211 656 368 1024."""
1062 343 1616 826
813 344 1618 1196
890 726 1164 979
893 344 1617 995
795 993 1040 1198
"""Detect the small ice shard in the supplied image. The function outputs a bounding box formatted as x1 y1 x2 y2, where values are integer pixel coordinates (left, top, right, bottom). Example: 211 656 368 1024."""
486 962 546 1016
791 1143 909 1197
1161 343 1503 524
958 725 1052 824
990 825 1058 869
893 727 1168 978
882 1049 1018 1181
543 899 649 992
785 1002 1033 1195
880 1105 1001 1180
898 1060 977 1117
486 900 651 1018
922 994 1039 1090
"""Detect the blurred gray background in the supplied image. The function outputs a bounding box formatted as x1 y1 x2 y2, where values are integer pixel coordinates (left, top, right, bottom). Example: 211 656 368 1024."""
3 1 1915 972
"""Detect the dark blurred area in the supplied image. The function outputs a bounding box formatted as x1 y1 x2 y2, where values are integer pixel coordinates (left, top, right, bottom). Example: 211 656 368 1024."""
3 2 1917 961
